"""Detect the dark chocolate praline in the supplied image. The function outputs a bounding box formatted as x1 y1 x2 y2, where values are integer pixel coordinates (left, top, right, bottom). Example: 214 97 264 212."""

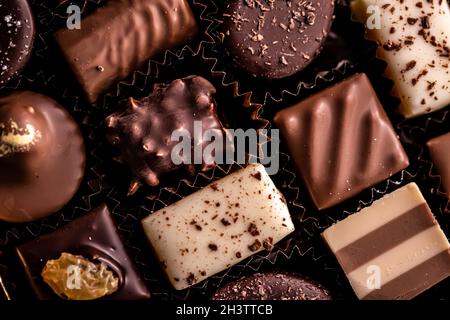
221 0 335 79
0 0 35 85
15 204 151 300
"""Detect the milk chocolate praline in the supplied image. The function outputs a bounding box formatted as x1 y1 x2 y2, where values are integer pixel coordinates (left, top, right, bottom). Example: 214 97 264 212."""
221 0 335 79
54 0 198 103
0 91 85 223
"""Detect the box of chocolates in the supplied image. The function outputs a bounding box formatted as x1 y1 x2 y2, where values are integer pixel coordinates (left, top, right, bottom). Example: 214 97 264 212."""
1 0 450 303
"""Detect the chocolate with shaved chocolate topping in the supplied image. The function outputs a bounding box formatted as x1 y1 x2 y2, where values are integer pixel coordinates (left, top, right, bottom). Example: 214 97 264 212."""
221 0 335 79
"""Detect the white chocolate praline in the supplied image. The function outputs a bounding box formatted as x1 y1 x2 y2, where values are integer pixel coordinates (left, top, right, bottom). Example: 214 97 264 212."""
141 163 295 290
352 0 450 118
0 120 41 157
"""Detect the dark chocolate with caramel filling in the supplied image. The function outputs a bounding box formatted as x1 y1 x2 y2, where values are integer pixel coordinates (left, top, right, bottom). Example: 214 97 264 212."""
221 0 335 79
15 204 151 300
212 272 331 300
105 76 231 195
0 91 85 223
0 0 35 85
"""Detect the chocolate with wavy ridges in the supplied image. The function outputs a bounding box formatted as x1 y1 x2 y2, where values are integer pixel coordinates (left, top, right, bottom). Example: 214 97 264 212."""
54 0 198 103
274 73 409 210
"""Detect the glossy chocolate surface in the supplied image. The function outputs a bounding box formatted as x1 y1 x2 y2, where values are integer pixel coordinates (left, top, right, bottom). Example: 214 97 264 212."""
0 0 35 85
105 76 230 195
221 0 335 79
15 204 151 300
212 272 331 300
54 0 198 103
274 73 409 209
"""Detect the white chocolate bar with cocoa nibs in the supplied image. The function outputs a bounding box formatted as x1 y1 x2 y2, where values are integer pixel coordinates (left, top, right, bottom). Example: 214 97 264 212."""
141 163 295 290
352 0 450 118
322 183 450 300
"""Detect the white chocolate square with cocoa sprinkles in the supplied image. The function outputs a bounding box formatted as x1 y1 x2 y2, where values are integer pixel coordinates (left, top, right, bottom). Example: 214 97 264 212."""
352 0 450 118
141 163 295 290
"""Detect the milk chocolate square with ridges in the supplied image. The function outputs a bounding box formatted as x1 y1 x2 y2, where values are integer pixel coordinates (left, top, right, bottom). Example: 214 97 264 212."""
322 183 450 300
427 132 450 195
16 204 150 300
274 73 409 210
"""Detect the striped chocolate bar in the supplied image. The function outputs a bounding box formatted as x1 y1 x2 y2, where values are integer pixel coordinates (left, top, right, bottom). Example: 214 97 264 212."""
322 183 450 300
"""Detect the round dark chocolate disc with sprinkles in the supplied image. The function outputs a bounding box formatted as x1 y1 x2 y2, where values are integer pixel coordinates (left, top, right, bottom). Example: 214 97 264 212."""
212 272 332 300
221 0 335 79
0 0 35 85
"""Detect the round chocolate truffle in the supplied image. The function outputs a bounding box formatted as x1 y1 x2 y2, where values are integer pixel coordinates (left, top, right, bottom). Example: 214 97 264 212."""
0 0 35 85
212 272 331 300
221 0 335 79
0 91 85 223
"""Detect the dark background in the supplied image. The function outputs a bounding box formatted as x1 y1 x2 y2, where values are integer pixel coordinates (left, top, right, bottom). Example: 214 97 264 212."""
1 0 449 302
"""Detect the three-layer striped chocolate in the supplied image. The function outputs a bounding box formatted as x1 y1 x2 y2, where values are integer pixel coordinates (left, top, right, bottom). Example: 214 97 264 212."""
322 183 450 300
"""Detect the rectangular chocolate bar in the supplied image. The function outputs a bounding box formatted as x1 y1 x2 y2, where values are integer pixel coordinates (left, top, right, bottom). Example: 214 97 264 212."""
141 163 295 290
427 132 450 195
54 0 198 103
274 73 409 210
352 0 450 118
322 183 450 300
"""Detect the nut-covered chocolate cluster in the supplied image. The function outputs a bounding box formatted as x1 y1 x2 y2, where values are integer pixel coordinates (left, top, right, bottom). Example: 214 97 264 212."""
106 76 229 195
